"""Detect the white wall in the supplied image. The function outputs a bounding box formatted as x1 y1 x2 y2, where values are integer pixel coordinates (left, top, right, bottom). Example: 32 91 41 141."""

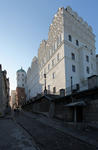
26 57 41 100
39 43 65 94
17 70 26 88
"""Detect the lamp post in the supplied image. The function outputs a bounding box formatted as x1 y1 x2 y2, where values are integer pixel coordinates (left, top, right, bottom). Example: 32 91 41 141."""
44 73 47 95
71 76 73 93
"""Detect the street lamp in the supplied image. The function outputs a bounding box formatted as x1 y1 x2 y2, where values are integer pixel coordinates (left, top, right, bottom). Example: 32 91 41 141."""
44 73 47 95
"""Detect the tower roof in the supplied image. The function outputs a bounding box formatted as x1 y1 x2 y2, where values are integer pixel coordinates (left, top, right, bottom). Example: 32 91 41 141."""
17 67 26 73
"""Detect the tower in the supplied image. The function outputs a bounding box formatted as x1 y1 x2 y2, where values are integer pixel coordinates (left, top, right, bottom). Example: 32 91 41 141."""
17 67 26 88
16 67 26 107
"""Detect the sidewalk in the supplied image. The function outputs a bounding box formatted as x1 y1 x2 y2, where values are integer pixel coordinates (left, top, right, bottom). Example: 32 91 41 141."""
0 117 38 150
21 110 98 149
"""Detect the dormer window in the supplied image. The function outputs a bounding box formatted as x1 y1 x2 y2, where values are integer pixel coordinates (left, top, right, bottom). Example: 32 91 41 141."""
68 35 72 42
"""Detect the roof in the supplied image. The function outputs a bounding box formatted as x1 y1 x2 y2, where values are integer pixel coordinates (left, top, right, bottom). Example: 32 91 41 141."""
64 101 86 107
17 67 26 73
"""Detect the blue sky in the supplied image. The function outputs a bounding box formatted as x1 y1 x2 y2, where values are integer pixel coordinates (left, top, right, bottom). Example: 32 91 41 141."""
0 0 98 91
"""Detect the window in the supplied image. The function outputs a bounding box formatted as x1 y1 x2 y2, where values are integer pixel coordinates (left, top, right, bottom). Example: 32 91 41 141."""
22 79 24 81
86 66 90 74
22 74 24 76
86 55 89 62
22 84 24 87
48 64 50 70
53 87 56 93
91 50 93 55
72 65 76 72
72 53 75 60
52 59 55 67
76 40 79 46
57 53 60 61
68 35 72 42
52 72 55 79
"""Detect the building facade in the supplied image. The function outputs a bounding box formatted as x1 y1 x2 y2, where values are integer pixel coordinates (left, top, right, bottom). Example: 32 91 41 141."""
16 68 26 106
17 67 26 88
25 6 97 101
0 64 10 116
38 6 96 95
26 57 42 100
10 90 16 109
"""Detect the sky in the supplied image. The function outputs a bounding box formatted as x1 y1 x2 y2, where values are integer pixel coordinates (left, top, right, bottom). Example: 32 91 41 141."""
0 0 98 92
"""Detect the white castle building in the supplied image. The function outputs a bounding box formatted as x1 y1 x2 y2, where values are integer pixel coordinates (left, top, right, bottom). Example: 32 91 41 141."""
25 6 97 100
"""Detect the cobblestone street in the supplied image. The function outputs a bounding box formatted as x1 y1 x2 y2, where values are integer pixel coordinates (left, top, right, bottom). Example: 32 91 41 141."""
0 111 98 150
14 111 97 150
0 117 38 150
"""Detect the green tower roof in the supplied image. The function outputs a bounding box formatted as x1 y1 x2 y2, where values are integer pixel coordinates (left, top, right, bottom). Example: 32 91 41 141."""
17 67 26 73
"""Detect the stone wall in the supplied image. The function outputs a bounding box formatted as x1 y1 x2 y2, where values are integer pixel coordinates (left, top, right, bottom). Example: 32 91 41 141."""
83 99 98 123
54 103 73 121
16 87 26 106
32 100 50 113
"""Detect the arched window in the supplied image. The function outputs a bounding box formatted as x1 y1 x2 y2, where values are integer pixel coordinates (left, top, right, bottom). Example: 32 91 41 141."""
68 35 72 42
